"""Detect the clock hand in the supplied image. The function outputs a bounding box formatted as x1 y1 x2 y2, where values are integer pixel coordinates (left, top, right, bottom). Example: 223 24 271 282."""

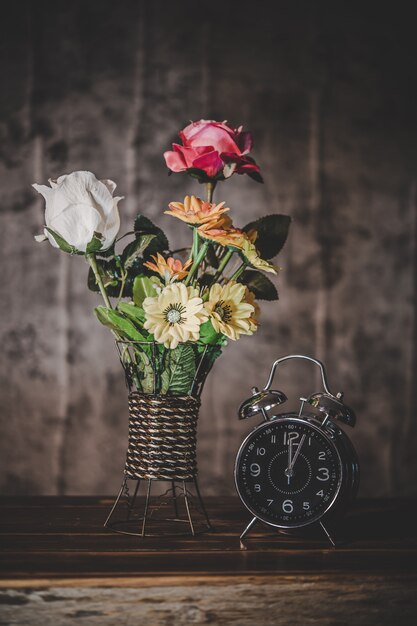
287 438 293 484
288 434 306 471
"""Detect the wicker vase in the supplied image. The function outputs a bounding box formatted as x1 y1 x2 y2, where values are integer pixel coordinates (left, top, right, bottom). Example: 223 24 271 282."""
104 341 221 537
125 392 200 481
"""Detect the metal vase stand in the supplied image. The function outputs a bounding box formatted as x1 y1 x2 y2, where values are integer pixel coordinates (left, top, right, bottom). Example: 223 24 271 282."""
104 341 218 537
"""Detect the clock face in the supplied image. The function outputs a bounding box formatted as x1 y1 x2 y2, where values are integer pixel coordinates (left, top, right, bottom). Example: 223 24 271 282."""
235 416 343 528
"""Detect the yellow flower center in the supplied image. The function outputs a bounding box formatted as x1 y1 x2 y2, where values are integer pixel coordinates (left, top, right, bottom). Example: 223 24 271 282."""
163 302 186 325
214 300 232 323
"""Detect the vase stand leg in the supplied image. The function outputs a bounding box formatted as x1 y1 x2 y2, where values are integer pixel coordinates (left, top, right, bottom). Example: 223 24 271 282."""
182 480 196 536
104 475 212 537
103 480 126 528
141 479 153 537
127 479 140 521
193 476 212 530
171 480 179 519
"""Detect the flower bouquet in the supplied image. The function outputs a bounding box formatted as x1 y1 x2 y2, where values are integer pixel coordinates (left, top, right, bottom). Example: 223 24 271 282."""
33 119 290 535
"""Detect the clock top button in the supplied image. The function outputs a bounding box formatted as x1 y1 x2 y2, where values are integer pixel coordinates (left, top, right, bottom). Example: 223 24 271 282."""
238 389 287 421
307 392 356 427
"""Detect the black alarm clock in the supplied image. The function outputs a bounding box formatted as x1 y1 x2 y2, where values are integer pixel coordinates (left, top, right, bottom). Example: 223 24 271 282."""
234 355 359 546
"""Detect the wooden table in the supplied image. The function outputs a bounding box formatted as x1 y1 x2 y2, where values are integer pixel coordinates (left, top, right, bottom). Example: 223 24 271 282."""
0 497 416 625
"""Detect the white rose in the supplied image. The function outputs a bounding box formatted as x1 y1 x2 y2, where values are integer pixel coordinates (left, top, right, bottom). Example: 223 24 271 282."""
33 170 123 253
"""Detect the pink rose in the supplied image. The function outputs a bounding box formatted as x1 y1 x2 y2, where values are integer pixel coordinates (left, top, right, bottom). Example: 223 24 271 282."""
164 119 262 183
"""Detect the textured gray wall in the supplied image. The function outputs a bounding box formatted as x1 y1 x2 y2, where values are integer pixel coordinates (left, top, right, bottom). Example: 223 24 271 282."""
0 1 416 497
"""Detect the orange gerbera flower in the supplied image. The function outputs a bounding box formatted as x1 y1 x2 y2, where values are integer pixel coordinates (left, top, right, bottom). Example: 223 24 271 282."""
143 253 192 283
197 216 245 248
198 219 276 273
165 195 230 225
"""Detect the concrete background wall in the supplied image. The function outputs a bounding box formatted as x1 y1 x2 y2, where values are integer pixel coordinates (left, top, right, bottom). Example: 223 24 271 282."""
0 0 416 496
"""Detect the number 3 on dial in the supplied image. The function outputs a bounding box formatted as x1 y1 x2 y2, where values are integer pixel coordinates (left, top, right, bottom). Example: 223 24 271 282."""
317 467 329 481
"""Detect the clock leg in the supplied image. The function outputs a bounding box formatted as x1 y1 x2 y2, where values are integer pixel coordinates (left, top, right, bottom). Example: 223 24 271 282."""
240 516 258 549
319 520 336 548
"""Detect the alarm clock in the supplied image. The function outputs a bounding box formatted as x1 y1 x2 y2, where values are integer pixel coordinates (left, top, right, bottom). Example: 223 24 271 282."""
234 354 359 546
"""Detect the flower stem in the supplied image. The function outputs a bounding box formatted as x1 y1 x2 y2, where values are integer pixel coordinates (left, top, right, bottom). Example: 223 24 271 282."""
116 271 128 307
87 254 133 367
192 226 200 261
230 261 248 282
184 242 209 286
212 249 233 282
206 181 216 203
86 253 112 309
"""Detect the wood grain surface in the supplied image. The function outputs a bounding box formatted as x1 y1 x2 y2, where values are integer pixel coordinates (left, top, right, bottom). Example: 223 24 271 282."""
0 497 416 624
1 496 416 578
0 579 416 626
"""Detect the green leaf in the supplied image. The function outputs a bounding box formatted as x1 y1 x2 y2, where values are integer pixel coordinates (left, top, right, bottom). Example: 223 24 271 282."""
199 320 223 345
95 243 116 259
186 167 211 183
94 306 148 341
117 302 146 327
197 273 215 290
132 349 155 394
132 275 161 307
88 258 121 297
160 344 196 395
243 214 291 259
238 270 278 301
134 214 169 253
247 170 264 183
121 234 156 270
45 228 80 254
206 244 220 269
190 344 223 394
86 235 104 254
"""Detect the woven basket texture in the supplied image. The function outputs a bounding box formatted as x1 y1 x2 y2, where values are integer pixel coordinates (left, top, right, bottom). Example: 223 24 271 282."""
125 392 201 480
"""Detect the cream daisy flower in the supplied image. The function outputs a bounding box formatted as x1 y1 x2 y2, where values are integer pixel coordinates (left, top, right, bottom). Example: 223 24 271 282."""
143 283 208 349
244 288 260 333
204 281 255 341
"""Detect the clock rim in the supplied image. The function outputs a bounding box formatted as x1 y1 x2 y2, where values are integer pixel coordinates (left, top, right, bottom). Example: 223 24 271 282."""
234 414 344 529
